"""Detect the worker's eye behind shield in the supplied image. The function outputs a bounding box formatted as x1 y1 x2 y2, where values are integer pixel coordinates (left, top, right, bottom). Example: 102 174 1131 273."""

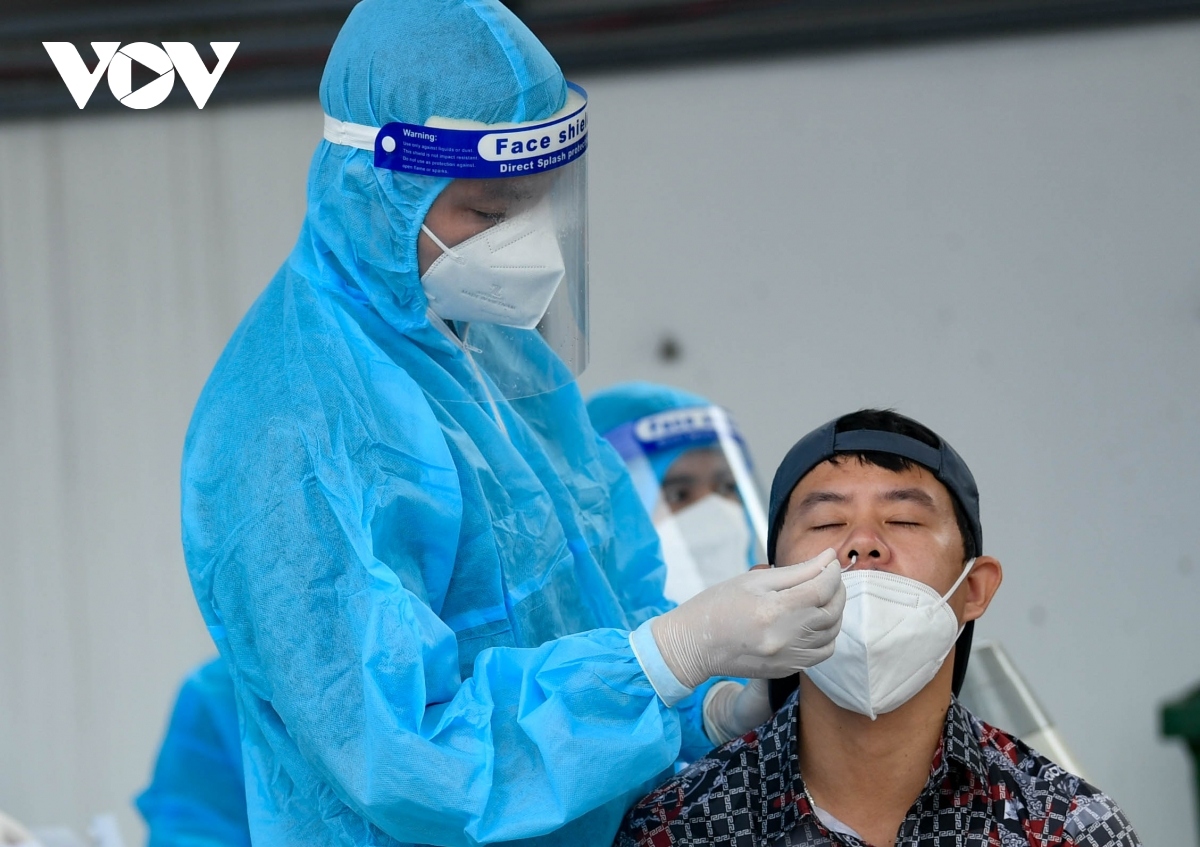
323 83 589 402
446 173 556 231
661 451 741 510
420 173 557 255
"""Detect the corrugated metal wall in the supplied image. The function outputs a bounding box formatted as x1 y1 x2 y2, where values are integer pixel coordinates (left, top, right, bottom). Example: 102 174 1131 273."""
3 18 1199 846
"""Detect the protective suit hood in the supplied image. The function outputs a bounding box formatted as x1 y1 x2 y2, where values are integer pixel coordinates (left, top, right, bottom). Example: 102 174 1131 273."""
296 0 568 336
586 382 712 446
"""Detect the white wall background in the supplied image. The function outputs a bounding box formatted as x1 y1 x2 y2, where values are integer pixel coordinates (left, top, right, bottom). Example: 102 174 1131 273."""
2 17 1198 846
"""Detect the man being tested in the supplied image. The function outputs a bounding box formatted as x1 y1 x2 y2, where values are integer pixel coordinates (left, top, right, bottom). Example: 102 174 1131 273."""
181 1 844 844
616 410 1140 847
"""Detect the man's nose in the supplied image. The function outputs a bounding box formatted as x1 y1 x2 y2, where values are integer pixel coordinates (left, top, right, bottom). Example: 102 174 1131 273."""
841 528 890 570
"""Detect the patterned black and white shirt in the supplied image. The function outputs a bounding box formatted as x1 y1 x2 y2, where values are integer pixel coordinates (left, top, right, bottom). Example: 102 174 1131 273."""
615 693 1139 847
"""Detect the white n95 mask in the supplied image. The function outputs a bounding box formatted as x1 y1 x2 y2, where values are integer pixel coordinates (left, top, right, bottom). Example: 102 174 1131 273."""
655 494 751 603
806 558 976 719
420 199 566 329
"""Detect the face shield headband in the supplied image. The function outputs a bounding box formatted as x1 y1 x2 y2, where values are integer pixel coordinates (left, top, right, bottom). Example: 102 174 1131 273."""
322 82 587 179
765 420 982 710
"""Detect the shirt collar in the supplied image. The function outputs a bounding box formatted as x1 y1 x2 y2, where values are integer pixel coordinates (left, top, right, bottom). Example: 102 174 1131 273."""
941 696 988 781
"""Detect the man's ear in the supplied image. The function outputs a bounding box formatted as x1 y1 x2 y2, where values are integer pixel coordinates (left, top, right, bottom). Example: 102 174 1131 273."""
962 556 1002 623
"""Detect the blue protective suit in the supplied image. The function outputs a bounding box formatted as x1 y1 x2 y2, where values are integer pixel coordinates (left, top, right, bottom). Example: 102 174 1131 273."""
180 2 714 845
136 658 249 847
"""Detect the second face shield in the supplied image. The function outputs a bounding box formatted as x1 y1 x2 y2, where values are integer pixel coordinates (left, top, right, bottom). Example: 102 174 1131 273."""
600 405 769 603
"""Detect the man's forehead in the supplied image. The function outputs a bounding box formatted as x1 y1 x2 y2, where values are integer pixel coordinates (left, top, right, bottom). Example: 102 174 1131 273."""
788 457 954 509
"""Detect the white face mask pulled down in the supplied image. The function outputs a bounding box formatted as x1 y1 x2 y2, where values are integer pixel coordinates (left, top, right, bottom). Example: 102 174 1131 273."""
806 558 976 720
420 199 566 329
655 494 751 604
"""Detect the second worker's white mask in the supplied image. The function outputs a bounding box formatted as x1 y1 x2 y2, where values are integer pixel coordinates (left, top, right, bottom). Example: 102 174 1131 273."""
806 558 976 720
420 199 565 329
655 494 751 604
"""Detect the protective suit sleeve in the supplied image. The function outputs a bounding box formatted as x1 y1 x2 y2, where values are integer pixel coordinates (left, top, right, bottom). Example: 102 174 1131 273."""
630 619 693 707
629 623 739 759
584 424 675 629
591 433 718 760
199 450 683 847
135 659 250 847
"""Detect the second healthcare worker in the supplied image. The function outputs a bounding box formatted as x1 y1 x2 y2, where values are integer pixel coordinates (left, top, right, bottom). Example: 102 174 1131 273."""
180 1 845 844
587 382 768 603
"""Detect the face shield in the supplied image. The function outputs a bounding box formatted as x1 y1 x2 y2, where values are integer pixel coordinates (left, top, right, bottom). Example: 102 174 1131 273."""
600 406 768 603
323 83 588 400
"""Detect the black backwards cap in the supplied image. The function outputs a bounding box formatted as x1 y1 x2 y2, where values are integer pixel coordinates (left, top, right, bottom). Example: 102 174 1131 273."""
766 413 982 711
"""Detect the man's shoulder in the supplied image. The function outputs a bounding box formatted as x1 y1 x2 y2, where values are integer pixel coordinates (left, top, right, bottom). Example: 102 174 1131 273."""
967 711 1140 846
615 729 767 847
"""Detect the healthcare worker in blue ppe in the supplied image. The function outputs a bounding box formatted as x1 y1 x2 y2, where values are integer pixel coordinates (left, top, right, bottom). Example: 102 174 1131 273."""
137 386 765 845
180 1 846 844
135 659 249 847
134 385 761 845
586 382 768 604
136 389 756 843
